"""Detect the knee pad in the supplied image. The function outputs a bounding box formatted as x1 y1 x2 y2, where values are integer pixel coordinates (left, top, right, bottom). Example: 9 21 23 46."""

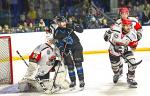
68 64 74 70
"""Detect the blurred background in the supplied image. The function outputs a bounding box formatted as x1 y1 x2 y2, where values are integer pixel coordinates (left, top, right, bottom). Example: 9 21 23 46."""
0 0 150 34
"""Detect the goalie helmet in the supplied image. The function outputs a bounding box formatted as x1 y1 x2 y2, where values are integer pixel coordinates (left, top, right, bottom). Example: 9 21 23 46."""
46 33 54 42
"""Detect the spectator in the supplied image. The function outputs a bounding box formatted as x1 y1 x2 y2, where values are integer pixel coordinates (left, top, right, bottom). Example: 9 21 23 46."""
0 25 4 34
16 24 25 33
101 18 109 28
3 25 11 34
27 7 37 24
23 21 29 32
38 19 45 31
28 22 35 32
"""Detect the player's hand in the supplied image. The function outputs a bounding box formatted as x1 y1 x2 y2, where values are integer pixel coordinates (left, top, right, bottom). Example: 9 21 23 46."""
49 55 56 61
128 41 138 48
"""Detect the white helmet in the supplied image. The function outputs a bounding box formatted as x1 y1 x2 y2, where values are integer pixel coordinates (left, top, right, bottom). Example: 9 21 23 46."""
45 33 54 42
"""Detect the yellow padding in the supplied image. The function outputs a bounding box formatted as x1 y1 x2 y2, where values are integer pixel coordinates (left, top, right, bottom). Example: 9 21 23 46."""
13 56 29 61
83 48 150 54
2 47 150 61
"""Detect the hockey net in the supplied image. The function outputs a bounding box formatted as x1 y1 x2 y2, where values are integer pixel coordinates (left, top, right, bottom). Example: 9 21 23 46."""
0 36 13 84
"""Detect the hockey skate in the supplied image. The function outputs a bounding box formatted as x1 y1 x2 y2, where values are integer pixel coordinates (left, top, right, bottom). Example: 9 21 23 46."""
127 79 137 88
113 74 120 83
79 80 85 90
69 81 76 90
113 70 123 84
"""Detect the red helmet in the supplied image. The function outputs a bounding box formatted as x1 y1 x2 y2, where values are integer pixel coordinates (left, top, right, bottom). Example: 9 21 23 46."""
119 7 129 14
122 19 132 25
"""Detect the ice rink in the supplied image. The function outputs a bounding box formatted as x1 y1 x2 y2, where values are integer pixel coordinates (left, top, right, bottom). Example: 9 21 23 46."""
0 51 150 96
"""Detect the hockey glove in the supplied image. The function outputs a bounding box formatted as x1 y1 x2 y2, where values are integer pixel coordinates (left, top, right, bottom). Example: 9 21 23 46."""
128 41 138 48
49 55 56 62
104 30 111 42
137 30 142 41
114 46 128 54
47 55 56 66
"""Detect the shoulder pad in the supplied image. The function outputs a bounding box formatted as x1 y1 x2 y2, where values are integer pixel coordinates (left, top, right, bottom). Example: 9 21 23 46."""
34 44 48 53
128 17 138 23
110 25 121 33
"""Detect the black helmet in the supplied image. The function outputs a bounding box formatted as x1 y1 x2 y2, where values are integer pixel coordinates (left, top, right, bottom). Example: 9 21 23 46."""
57 16 67 22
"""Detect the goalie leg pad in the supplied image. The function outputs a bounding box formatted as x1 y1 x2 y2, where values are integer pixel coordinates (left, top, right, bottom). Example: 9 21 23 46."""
55 64 70 89
24 62 39 80
18 81 30 92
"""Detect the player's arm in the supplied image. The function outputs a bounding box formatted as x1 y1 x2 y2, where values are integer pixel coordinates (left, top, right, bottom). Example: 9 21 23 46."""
132 17 142 41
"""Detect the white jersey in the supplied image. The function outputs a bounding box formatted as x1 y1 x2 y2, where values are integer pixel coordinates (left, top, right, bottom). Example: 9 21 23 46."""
19 43 69 93
115 17 142 31
104 17 142 42
29 43 61 76
33 43 61 76
109 25 138 56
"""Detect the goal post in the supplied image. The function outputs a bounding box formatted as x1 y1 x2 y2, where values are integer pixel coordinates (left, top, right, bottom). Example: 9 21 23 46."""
0 36 13 84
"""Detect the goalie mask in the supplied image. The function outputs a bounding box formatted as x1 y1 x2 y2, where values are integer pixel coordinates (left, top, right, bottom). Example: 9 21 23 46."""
45 33 54 44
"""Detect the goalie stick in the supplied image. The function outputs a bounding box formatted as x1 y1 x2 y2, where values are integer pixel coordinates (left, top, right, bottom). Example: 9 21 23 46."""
50 42 68 92
50 28 75 91
16 50 49 93
16 50 29 67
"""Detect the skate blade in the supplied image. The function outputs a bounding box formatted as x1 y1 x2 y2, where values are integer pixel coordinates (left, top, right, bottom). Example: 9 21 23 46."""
69 87 75 91
79 87 84 91
129 85 137 88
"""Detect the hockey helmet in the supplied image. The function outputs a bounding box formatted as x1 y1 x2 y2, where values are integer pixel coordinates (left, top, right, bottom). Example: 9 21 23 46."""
46 33 54 42
119 7 129 14
122 19 132 25
57 16 67 22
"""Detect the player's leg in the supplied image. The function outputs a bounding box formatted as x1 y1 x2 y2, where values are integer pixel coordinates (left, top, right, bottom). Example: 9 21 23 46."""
124 51 138 88
109 53 122 83
65 54 76 88
72 43 85 88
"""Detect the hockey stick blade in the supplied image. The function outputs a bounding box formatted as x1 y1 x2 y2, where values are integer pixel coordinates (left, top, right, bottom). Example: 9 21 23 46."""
133 60 142 66
122 55 142 66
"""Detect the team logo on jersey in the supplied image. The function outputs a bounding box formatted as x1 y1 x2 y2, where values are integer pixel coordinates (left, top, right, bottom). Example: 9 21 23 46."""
47 50 50 55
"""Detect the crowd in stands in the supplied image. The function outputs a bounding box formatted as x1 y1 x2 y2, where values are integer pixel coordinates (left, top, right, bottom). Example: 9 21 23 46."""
119 0 150 25
0 0 150 34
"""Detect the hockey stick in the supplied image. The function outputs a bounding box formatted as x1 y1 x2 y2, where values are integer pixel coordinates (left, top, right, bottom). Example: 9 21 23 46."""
16 50 29 67
109 40 142 66
50 43 68 92
16 50 49 93
91 1 143 65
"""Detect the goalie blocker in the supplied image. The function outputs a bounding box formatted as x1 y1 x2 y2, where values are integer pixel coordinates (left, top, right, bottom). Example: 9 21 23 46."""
18 33 69 93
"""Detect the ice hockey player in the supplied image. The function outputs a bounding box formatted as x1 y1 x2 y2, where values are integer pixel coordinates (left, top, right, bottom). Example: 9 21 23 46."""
104 7 142 42
108 19 140 88
52 16 85 90
18 33 69 94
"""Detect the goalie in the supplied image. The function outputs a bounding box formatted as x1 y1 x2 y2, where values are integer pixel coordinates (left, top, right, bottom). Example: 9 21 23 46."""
18 33 69 93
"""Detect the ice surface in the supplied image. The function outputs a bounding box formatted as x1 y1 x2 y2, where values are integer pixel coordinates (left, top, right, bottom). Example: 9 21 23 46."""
0 52 150 96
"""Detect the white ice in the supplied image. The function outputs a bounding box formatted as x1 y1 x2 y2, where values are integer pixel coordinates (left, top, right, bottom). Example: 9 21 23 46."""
0 52 150 96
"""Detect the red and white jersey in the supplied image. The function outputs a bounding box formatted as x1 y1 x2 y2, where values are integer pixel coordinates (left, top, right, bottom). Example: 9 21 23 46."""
115 17 142 31
109 24 138 56
29 43 61 76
